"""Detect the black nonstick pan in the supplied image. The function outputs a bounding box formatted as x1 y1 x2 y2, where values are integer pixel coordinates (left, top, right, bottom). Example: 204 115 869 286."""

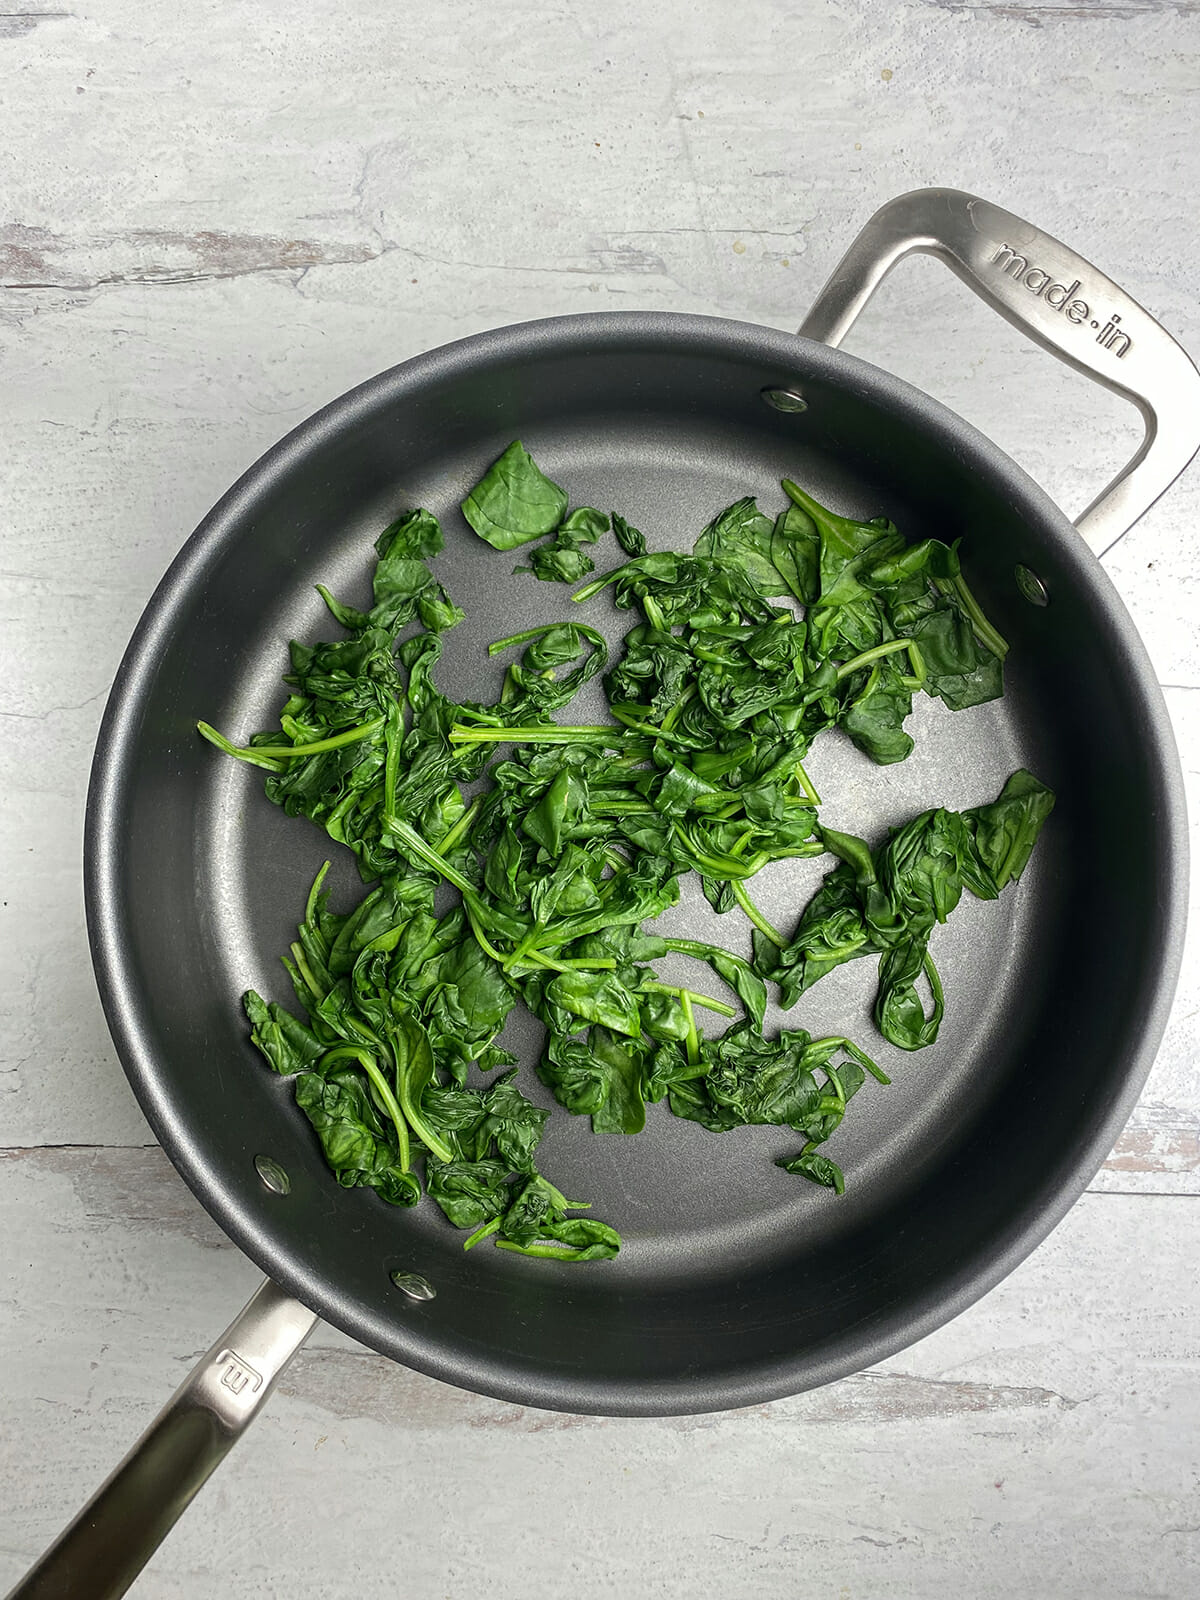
12 189 1198 1600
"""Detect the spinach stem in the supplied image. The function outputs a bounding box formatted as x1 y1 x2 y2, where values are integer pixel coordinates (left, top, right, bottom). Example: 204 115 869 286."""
607 708 690 745
195 722 284 772
680 988 700 1067
731 878 786 948
394 1062 454 1164
669 821 770 880
290 943 327 1004
588 800 655 816
834 639 921 683
900 641 927 690
501 927 539 972
320 1044 412 1173
640 980 736 1018
383 715 402 825
434 795 483 856
495 1240 594 1259
661 936 744 965
387 817 477 895
304 861 331 927
943 574 1009 660
793 760 821 806
641 594 668 632
808 1036 891 1085
463 901 507 964
323 788 359 840
660 684 696 733
198 716 385 762
463 1216 502 1250
448 724 622 747
571 561 639 604
524 951 618 974
396 817 515 977
488 623 567 655
449 705 506 726
850 662 880 710
823 1063 846 1114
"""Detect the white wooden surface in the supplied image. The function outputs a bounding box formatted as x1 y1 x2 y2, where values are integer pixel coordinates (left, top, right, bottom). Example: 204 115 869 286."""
3 3 1199 1596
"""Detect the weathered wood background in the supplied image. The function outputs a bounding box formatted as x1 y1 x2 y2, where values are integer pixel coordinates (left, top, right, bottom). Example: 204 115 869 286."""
2 3 1198 1596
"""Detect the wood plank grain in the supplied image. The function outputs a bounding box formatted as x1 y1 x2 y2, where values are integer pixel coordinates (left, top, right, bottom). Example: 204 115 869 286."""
3 1140 1199 1600
0 223 381 290
3 4 1200 1592
926 0 1197 17
0 12 72 40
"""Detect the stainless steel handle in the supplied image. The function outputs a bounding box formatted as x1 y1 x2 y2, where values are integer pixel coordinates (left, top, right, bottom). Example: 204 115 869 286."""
799 187 1200 556
6 1279 317 1600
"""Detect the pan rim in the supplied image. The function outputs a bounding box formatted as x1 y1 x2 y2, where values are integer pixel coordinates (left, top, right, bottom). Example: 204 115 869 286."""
84 309 1188 1415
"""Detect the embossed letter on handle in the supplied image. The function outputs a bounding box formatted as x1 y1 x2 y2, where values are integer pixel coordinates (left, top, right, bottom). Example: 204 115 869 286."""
799 188 1200 556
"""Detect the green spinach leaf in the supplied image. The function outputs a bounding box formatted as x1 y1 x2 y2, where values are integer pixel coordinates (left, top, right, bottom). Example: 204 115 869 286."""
462 441 569 550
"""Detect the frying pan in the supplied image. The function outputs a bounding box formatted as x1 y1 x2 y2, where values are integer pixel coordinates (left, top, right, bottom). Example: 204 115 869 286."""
11 189 1198 1600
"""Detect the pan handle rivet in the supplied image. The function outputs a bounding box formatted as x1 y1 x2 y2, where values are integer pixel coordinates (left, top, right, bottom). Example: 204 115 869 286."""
391 1270 436 1301
254 1154 291 1195
761 386 808 413
1014 564 1049 606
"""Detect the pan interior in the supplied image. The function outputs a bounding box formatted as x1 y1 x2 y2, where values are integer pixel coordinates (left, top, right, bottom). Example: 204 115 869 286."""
94 317 1180 1412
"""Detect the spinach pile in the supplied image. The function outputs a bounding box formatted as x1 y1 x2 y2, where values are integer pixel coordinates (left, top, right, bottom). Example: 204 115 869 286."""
757 771 1056 1050
200 441 1053 1261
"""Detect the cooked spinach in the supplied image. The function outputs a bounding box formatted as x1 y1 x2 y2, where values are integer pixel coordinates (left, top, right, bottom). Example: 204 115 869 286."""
461 440 569 550
650 1020 889 1195
202 441 1053 1259
754 771 1056 1050
516 507 609 583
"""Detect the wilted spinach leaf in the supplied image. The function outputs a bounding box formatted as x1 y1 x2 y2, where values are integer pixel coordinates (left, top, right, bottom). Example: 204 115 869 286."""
517 507 609 583
462 440 569 550
755 771 1055 1049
